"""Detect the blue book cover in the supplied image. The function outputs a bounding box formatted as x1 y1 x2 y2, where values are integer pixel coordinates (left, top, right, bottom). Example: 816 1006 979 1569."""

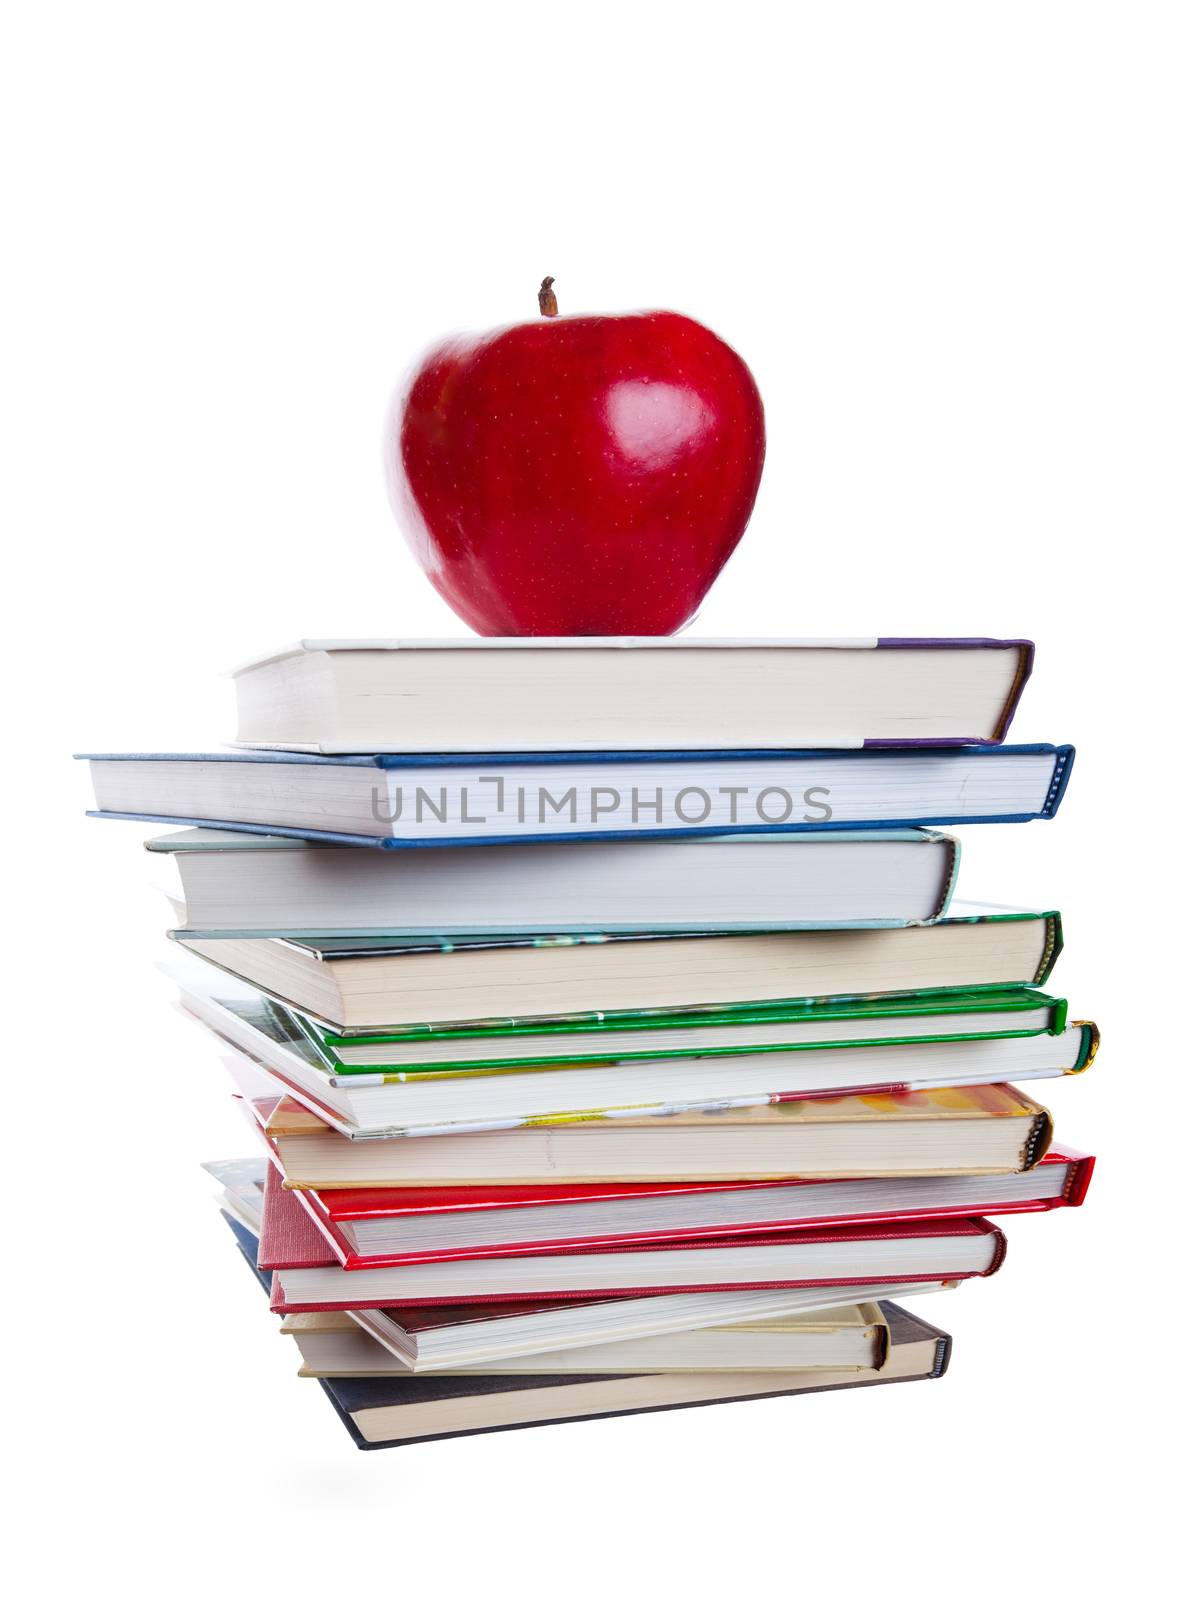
80 742 1074 849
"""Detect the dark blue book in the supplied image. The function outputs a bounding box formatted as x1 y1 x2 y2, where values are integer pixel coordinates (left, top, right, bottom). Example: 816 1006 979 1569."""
80 742 1072 849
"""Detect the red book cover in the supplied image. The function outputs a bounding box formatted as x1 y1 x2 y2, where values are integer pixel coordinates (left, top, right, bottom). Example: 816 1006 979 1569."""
267 1196 1006 1311
257 1162 343 1271
297 1146 1093 1269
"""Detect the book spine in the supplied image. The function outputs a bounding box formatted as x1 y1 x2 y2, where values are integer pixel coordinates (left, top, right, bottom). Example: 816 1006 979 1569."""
1061 1154 1097 1206
1022 1109 1055 1170
1071 1021 1100 1073
1042 746 1077 817
930 833 961 921
995 641 1036 741
1035 912 1065 986
980 1224 1009 1277
929 1332 953 1377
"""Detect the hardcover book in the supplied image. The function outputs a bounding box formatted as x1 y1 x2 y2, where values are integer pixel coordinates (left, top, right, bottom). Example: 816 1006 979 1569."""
320 1298 955 1449
281 1300 907 1376
149 825 961 928
289 985 1073 1075
229 1172 964 1370
264 1182 1006 1309
167 906 1061 1027
226 636 1034 752
250 1079 1056 1186
180 958 1096 1135
198 960 1080 1152
226 1204 954 1447
81 740 1072 846
293 1145 1094 1268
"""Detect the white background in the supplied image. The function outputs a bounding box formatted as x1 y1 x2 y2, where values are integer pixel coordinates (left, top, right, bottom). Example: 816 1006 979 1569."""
4 2 1194 1593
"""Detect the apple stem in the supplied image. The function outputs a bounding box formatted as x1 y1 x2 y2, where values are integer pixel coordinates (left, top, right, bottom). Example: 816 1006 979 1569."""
538 276 559 317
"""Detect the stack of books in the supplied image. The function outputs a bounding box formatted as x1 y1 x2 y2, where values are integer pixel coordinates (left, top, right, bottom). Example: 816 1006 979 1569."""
82 637 1096 1450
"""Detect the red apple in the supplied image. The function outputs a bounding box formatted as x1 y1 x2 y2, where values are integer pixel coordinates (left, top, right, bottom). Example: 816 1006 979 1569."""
386 281 766 635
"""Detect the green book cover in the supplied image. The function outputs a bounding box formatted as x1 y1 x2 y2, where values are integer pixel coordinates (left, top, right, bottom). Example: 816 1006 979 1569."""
291 985 1069 1078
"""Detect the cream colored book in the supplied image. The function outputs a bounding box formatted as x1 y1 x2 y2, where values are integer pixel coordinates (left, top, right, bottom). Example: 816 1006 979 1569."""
281 1300 928 1376
167 908 1057 1034
228 637 1033 754
264 1082 1054 1189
